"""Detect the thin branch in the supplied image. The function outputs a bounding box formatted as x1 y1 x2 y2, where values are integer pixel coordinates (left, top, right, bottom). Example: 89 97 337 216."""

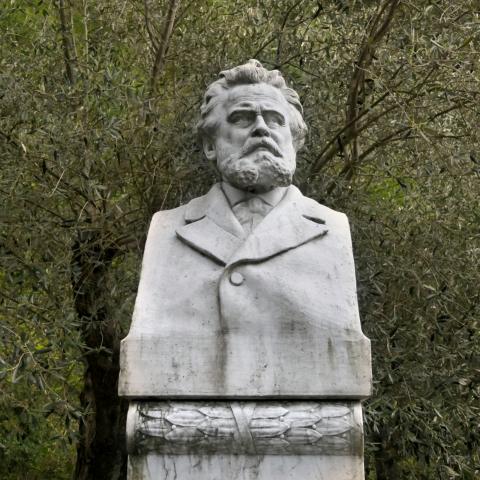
274 61 323 79
150 0 181 95
251 35 277 60
0 129 20 149
279 47 329 68
0 240 63 306
173 0 195 28
358 126 412 164
143 0 159 51
309 57 437 178
344 0 401 171
428 102 465 122
41 163 94 206
276 0 304 66
324 126 411 196
356 101 464 167
308 5 403 179
0 289 53 326
325 100 469 196
0 188 68 223
57 0 77 85
310 90 392 173
82 0 89 62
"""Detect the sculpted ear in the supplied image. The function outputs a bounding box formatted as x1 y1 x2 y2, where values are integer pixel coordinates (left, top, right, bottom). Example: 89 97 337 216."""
202 138 217 161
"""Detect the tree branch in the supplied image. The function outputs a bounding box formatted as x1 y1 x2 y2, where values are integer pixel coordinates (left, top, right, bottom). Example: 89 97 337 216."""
325 100 469 196
149 0 181 95
173 0 195 28
309 90 392 174
143 0 159 51
57 0 77 85
308 4 404 179
344 0 401 172
275 0 304 66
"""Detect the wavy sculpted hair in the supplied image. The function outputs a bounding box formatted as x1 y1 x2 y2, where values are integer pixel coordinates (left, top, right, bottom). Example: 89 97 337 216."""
197 59 308 151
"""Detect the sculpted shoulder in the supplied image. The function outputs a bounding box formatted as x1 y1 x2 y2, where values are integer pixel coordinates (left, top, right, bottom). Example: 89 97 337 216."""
150 186 216 227
148 193 206 233
294 188 350 232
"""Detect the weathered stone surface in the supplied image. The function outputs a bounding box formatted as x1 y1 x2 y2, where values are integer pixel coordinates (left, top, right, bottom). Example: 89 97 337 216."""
119 183 371 398
128 454 364 480
127 401 363 456
119 59 371 479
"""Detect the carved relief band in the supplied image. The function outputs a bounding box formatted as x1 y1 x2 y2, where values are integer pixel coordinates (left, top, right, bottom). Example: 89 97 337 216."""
127 401 363 456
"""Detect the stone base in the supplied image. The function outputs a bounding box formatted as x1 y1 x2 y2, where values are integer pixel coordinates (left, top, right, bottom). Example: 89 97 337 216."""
128 453 364 480
126 400 364 479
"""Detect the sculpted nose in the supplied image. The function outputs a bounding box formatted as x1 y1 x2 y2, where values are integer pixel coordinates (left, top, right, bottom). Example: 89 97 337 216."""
251 115 270 137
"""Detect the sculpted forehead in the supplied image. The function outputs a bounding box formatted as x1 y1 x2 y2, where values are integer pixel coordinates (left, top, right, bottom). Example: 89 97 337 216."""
222 83 290 112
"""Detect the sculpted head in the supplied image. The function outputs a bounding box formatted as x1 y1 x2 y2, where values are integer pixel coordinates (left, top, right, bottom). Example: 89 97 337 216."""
197 60 307 192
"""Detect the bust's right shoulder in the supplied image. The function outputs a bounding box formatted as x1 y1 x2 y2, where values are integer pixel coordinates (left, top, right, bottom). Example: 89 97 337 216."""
151 204 185 222
148 204 187 234
148 188 212 231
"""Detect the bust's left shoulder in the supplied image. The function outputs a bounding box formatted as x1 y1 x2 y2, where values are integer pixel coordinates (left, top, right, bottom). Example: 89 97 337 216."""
295 188 350 231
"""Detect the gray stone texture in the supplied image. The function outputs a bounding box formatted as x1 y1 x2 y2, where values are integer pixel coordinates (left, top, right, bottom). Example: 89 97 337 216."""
119 183 371 398
119 59 371 479
127 401 363 456
128 454 364 480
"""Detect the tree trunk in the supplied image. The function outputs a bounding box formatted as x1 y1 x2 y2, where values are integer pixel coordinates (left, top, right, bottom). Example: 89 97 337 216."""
71 231 128 480
373 431 402 480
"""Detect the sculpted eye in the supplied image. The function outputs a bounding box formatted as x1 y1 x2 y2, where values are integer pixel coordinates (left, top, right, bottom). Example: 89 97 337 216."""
228 111 255 127
264 111 286 127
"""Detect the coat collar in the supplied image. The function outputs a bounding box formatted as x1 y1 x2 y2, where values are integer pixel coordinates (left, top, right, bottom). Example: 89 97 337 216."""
221 181 287 208
176 183 328 266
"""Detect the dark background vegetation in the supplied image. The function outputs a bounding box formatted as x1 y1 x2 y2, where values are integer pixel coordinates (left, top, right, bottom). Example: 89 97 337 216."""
1 0 479 478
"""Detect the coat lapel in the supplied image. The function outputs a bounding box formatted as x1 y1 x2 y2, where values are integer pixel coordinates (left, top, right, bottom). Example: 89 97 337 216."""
176 184 246 265
176 183 328 266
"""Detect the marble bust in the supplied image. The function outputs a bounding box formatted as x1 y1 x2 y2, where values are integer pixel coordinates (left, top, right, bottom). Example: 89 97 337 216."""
119 59 371 399
120 59 372 480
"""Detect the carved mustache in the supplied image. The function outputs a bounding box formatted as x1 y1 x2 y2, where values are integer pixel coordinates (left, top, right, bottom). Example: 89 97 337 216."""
241 138 282 158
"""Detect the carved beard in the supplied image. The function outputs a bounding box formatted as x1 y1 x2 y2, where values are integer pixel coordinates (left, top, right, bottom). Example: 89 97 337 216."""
219 149 295 192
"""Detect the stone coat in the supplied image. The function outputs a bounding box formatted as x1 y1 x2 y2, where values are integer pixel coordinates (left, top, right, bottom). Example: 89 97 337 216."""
119 183 371 398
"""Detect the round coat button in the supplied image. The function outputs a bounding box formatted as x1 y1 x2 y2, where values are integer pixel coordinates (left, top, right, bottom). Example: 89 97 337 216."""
229 272 244 286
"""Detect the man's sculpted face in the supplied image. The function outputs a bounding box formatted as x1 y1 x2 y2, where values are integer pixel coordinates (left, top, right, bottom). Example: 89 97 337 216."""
205 83 297 193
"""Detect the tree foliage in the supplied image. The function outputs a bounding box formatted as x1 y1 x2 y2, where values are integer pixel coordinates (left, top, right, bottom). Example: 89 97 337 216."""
1 1 478 479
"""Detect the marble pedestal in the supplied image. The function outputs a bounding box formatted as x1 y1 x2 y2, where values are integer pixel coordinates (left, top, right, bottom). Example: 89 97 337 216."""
128 454 364 480
126 401 365 480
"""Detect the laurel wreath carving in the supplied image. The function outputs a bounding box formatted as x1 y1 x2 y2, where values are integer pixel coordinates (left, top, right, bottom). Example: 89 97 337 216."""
130 401 362 455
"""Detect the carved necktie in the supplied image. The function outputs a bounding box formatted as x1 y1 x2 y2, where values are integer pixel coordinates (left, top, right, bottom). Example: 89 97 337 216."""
232 196 272 234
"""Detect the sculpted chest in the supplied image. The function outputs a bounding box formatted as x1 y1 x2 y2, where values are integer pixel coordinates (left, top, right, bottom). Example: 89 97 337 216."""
119 184 371 399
